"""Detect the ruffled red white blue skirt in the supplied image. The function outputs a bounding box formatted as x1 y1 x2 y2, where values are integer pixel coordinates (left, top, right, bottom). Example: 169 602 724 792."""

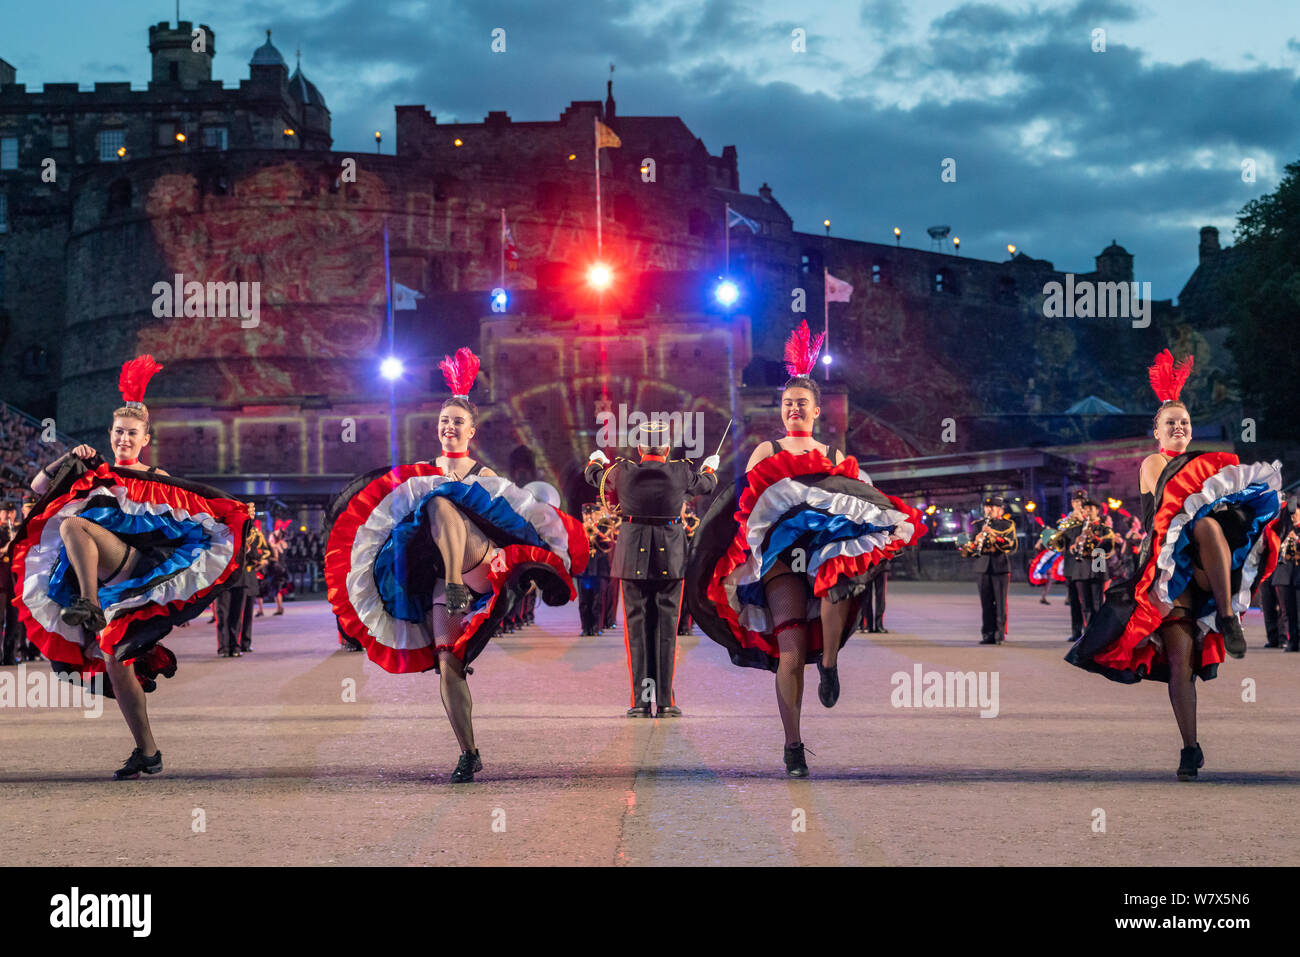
324 464 588 674
686 449 927 671
10 460 251 696
1066 451 1282 683
1028 548 1066 585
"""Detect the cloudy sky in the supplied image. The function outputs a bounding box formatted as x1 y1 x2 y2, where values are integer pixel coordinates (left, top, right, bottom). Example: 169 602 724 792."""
9 0 1299 297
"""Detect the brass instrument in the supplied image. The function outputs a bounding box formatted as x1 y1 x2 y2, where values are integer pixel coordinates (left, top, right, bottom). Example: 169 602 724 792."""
1070 518 1115 563
681 503 699 538
1046 515 1083 553
596 459 621 521
583 503 620 554
1282 529 1300 564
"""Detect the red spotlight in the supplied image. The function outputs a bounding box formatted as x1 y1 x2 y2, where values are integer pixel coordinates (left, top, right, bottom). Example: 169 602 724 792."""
587 263 612 290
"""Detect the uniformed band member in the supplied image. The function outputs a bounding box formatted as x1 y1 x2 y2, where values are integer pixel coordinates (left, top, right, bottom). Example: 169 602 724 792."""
677 501 699 636
1067 499 1114 632
586 420 718 717
1051 489 1090 641
960 494 1017 644
1269 493 1298 652
578 504 618 636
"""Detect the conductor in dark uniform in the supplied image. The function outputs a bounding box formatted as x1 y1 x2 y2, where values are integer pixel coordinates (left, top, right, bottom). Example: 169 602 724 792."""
585 420 718 717
961 495 1017 644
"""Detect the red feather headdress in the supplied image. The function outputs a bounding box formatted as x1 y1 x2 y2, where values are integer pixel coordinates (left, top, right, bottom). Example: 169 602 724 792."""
1147 349 1193 404
783 321 825 378
118 355 164 408
273 519 293 534
439 347 480 398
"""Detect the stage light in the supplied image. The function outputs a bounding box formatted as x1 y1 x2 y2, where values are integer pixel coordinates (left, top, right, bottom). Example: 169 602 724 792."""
714 279 739 305
116 146 126 157
1025 501 1037 512
821 354 832 365
175 132 186 143
380 357 404 380
453 138 463 147
1108 497 1122 509
1008 243 1017 256
491 288 508 310
587 263 612 289
925 505 937 515
283 128 295 137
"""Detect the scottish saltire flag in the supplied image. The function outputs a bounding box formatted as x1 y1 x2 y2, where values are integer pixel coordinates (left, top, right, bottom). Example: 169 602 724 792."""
727 207 761 233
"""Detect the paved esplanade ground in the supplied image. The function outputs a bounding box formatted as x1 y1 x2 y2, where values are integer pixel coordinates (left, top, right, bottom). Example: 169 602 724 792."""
2 582 1296 866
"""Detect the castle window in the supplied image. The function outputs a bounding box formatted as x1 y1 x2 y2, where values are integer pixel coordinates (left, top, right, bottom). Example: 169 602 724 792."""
0 194 7 234
999 276 1016 301
203 127 228 150
97 129 125 162
22 345 49 377
688 208 711 238
872 263 882 284
168 61 179 82
51 125 69 148
107 178 132 214
0 137 16 170
933 270 945 294
0 251 5 297
156 122 176 146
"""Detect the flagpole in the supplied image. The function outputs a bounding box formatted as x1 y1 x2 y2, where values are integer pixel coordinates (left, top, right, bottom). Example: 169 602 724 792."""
594 116 602 257
724 202 730 275
823 267 830 383
384 218 398 465
499 208 505 290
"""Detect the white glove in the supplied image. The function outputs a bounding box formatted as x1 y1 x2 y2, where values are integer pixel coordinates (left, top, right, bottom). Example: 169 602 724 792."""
588 450 610 467
702 455 720 471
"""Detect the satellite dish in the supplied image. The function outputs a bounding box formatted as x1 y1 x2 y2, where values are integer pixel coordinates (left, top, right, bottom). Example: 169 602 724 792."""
926 225 951 239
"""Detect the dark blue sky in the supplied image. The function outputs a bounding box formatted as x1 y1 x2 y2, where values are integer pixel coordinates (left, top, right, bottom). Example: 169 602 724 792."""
7 0 1299 298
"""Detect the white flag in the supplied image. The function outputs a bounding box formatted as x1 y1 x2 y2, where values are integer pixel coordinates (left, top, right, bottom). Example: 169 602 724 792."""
393 282 425 311
826 272 853 303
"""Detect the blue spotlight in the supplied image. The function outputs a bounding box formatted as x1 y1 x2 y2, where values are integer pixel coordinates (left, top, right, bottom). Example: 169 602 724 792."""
821 353 832 366
714 279 739 306
491 287 508 311
380 356 404 380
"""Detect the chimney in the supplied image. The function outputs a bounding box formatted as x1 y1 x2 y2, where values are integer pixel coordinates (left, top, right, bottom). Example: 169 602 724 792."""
758 181 773 202
1199 226 1220 264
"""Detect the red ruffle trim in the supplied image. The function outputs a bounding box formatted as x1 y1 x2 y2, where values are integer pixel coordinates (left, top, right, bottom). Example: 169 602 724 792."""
12 463 250 667
1092 452 1278 675
704 450 927 660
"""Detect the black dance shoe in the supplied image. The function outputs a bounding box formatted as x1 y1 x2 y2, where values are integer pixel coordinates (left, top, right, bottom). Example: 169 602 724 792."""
61 597 106 634
113 748 162 780
816 661 840 708
450 749 482 783
980 635 998 645
1285 641 1299 653
626 705 651 718
656 705 682 717
445 582 472 615
783 742 809 777
1039 597 1050 605
1217 614 1246 659
1176 743 1204 781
